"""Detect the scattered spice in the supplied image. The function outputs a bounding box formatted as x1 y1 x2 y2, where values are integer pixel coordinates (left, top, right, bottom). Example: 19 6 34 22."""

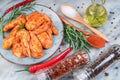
114 37 117 40
113 18 115 20
111 22 113 24
101 51 103 53
104 72 109 76
115 67 118 69
41 9 43 12
82 3 85 5
59 49 61 52
114 27 117 29
53 4 56 6
110 11 115 14
49 7 52 9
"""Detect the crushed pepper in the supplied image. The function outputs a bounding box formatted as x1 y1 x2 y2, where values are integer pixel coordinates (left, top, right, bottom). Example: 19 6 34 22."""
49 51 88 79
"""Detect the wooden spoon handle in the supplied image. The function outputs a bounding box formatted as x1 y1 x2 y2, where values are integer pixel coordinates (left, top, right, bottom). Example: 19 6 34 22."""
59 15 89 35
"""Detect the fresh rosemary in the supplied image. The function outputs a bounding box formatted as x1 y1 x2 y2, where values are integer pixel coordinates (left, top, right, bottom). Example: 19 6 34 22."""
0 2 35 34
64 24 89 52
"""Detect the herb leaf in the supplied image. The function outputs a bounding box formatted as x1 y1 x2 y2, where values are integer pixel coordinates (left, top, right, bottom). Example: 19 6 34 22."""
64 24 89 52
18 21 25 30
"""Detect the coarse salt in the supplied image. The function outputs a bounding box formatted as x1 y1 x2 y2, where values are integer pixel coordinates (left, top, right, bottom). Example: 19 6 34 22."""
61 5 76 18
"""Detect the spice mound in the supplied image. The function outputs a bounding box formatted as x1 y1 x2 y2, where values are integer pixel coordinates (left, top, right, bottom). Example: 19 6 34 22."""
2 11 58 58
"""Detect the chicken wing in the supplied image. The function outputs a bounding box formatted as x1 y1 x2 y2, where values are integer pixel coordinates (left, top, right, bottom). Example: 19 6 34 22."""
37 32 52 49
33 21 51 34
17 29 31 57
3 14 26 32
12 38 24 58
51 24 58 35
46 27 52 40
26 11 44 31
2 25 20 49
29 31 43 58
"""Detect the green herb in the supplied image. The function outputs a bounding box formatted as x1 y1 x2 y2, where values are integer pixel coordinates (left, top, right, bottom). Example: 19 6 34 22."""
64 24 89 52
0 2 35 34
18 21 25 30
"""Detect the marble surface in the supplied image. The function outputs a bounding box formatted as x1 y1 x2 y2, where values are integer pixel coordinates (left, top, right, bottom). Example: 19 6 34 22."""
0 0 120 80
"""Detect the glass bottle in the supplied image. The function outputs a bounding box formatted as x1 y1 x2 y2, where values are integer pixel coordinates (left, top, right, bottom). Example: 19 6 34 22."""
32 50 89 80
84 0 108 27
74 44 120 80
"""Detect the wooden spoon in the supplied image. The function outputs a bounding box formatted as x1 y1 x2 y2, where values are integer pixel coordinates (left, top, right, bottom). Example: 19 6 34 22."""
59 16 106 48
60 4 109 42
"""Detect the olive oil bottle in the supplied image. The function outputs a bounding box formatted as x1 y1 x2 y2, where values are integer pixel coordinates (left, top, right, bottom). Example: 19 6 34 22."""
84 0 107 27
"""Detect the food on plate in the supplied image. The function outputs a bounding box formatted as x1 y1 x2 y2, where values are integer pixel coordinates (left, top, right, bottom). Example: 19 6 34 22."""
34 21 51 34
46 28 52 40
26 11 45 30
29 31 43 58
51 24 58 35
19 29 31 57
2 11 58 58
12 39 24 58
37 32 52 49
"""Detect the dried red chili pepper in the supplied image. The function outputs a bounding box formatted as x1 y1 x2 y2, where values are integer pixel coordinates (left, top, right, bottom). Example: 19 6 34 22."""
16 47 73 73
5 0 35 14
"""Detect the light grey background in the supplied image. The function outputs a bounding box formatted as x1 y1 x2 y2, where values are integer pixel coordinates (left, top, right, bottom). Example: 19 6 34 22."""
0 0 120 80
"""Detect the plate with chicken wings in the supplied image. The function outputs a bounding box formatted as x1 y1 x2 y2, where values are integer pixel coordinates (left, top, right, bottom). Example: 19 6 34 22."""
0 4 63 65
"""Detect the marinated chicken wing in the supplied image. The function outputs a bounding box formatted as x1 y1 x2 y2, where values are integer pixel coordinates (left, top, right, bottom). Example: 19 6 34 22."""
2 25 20 49
17 29 31 57
51 24 58 35
3 14 26 32
26 11 40 20
26 11 45 31
34 22 51 34
29 31 43 58
37 32 52 49
12 38 24 58
46 28 52 40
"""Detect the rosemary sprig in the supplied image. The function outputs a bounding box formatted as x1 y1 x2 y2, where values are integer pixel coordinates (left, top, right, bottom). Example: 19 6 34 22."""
64 24 89 52
0 2 35 34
